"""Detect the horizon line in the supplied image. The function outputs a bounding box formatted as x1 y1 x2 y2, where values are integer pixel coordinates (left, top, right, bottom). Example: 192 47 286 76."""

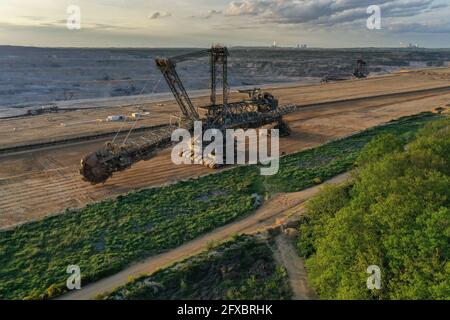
2 44 450 50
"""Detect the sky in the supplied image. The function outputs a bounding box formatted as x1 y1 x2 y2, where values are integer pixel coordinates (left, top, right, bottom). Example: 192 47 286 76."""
1 0 450 48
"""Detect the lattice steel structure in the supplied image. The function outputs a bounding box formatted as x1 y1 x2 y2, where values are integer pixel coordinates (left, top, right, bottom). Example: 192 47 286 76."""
80 45 293 184
353 59 368 78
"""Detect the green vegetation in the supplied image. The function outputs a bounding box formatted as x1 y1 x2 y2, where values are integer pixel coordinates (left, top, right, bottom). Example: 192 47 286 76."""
298 117 449 299
0 112 440 299
262 113 438 193
0 169 258 300
101 235 292 300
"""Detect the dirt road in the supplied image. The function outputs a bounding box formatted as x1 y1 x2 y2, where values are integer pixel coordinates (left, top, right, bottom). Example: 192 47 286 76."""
273 235 318 300
1 69 449 229
57 173 349 300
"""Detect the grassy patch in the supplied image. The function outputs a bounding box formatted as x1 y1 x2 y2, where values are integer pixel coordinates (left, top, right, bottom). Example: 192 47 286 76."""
0 112 440 299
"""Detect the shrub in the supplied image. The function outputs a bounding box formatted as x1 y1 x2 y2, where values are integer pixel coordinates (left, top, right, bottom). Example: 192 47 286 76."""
301 117 450 299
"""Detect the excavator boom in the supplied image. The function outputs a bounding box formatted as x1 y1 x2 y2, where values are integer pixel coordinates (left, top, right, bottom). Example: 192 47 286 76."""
155 57 199 121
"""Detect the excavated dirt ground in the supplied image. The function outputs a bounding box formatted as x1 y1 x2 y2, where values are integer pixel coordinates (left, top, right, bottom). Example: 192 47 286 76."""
0 68 449 229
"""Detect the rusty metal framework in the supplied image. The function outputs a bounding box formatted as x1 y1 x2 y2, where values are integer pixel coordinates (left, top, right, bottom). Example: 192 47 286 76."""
80 45 294 184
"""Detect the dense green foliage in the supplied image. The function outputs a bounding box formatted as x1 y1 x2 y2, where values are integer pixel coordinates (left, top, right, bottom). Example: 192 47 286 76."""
262 113 439 193
0 112 439 299
298 117 450 299
101 235 291 300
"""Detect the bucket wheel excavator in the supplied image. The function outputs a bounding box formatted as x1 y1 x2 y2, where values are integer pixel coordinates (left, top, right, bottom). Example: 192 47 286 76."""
80 45 293 184
353 59 369 78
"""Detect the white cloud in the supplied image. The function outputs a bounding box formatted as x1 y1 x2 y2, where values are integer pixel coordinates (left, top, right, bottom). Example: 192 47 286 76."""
223 0 441 26
191 9 223 19
388 22 450 33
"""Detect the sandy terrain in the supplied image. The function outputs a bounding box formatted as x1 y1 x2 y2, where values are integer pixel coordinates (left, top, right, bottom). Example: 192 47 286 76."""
1 68 450 148
273 235 318 300
0 68 449 229
57 173 349 300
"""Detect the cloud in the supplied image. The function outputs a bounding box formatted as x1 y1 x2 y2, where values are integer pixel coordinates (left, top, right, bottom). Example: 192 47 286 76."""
428 3 449 10
223 0 441 26
148 11 172 20
3 18 136 32
225 0 270 16
191 9 223 19
20 16 48 22
87 23 137 31
205 10 223 19
388 22 450 33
